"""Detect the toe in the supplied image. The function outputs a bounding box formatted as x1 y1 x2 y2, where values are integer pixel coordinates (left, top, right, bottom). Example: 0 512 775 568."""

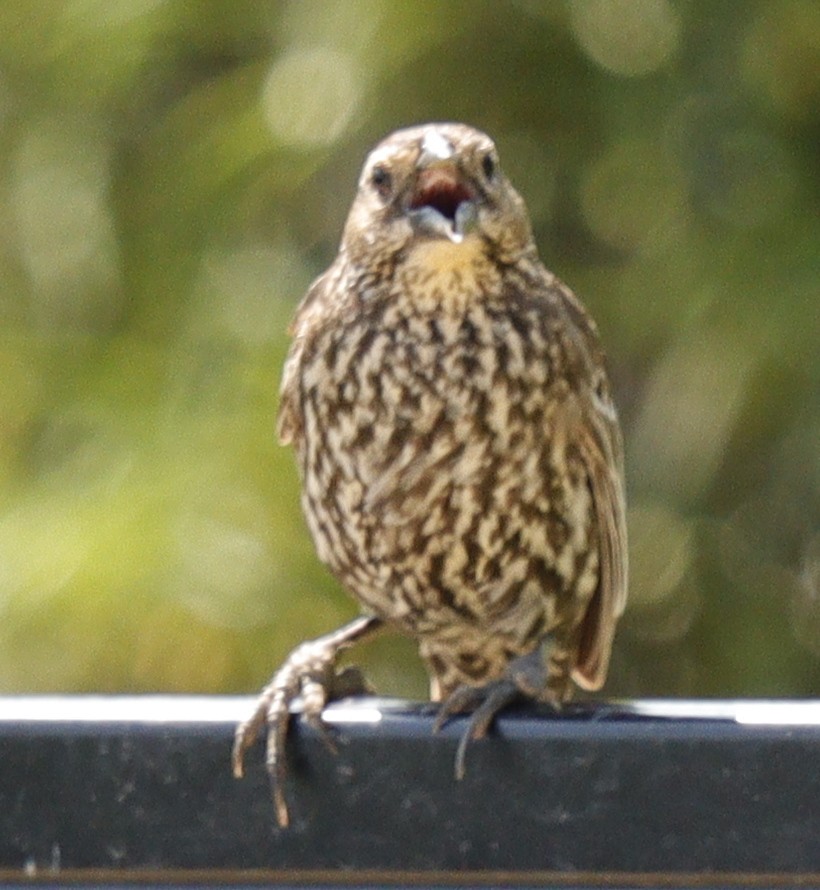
433 684 485 732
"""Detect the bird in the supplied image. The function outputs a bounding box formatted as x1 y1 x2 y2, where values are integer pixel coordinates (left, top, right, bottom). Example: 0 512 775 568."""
233 122 628 828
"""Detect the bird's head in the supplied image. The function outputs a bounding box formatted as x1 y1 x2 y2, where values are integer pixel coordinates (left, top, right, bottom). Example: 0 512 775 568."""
340 123 535 269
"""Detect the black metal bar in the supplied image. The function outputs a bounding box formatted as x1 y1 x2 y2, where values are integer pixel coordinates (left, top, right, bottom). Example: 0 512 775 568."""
0 696 818 887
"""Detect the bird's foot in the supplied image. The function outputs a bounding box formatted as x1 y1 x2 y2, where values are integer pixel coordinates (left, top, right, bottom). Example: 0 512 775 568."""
433 645 562 781
232 615 381 828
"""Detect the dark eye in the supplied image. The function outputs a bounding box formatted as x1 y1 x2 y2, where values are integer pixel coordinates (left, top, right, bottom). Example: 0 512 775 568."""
370 165 392 198
481 152 497 181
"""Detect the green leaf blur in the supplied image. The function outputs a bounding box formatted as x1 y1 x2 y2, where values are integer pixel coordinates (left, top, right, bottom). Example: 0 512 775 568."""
0 1 817 698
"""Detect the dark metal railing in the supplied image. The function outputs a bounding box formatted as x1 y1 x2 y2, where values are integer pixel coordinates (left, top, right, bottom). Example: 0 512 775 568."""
1 696 818 888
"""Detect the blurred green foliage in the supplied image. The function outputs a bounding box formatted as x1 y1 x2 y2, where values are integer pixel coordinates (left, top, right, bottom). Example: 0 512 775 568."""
0 0 816 698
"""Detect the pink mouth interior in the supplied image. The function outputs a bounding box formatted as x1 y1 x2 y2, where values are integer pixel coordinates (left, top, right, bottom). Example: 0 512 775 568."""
409 168 474 221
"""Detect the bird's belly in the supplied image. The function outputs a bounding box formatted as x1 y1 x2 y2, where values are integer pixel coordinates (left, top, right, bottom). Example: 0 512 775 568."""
298 372 597 659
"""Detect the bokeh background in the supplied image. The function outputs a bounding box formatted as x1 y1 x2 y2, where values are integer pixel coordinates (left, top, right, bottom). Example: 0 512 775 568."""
0 0 817 699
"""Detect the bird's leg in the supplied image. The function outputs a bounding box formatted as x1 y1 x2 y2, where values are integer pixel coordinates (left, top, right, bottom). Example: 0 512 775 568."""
232 614 382 828
434 636 568 780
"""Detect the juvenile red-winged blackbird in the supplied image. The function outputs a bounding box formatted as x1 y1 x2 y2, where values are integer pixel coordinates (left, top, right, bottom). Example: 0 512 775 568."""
233 123 628 827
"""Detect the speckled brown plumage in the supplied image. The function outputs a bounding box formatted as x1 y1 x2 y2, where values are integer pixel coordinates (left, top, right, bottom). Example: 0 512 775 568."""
233 123 628 827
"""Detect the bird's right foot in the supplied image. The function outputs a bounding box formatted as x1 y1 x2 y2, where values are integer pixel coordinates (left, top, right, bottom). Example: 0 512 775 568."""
232 615 381 828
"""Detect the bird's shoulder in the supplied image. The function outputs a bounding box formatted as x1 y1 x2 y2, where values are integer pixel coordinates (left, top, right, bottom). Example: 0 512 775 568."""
276 262 342 445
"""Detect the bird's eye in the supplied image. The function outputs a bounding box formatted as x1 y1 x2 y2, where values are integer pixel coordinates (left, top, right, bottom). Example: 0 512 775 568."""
370 165 392 198
481 152 497 181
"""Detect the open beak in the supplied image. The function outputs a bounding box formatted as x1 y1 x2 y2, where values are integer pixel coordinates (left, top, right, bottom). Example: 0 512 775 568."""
407 151 478 242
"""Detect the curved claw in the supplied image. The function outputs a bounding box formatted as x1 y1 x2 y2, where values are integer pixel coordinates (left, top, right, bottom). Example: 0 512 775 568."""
434 642 563 781
436 679 520 781
433 684 486 734
266 688 294 828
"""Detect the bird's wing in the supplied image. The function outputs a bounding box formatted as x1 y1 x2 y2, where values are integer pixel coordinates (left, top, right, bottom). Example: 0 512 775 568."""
568 386 628 690
276 333 302 446
277 268 338 446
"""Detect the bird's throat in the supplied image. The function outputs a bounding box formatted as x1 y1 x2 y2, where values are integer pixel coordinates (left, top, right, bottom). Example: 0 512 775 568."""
399 235 501 312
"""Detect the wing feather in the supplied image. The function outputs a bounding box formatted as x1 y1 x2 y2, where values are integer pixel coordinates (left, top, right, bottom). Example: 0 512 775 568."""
276 267 340 447
570 388 628 689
